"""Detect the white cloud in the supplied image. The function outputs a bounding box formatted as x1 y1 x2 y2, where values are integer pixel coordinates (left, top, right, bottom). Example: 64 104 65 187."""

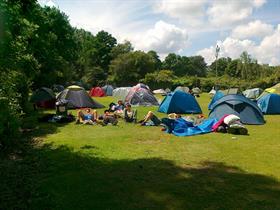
255 24 280 65
232 20 274 39
133 20 188 55
197 24 280 65
156 0 207 26
207 0 266 27
38 0 57 8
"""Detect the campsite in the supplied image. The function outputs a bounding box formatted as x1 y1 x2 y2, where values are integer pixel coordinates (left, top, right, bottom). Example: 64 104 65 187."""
1 1 280 210
2 86 280 209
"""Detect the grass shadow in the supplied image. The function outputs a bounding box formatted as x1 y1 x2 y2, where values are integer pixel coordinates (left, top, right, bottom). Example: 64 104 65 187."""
1 143 280 210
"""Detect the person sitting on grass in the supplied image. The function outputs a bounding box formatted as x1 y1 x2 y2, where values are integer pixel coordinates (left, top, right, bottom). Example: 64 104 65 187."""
124 103 137 123
109 100 125 112
76 108 98 125
109 100 125 117
98 110 118 126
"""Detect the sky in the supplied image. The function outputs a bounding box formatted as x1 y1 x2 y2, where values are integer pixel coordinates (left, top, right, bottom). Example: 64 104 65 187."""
38 0 280 66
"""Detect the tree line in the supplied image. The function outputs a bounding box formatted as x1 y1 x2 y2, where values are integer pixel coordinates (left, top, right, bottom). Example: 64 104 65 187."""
0 0 279 147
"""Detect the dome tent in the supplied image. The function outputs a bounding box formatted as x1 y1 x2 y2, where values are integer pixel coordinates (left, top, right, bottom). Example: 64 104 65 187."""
208 91 224 110
30 87 56 109
52 84 64 93
112 87 131 100
158 90 202 114
257 93 280 114
89 87 105 97
102 85 114 96
209 88 216 97
258 83 280 99
57 85 104 109
243 88 263 99
153 89 167 95
175 86 189 93
192 87 202 94
135 83 150 90
125 84 159 106
209 94 265 125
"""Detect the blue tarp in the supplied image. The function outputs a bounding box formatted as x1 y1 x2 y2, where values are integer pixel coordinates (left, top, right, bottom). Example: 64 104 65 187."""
257 93 280 114
165 118 218 137
158 90 202 114
208 91 224 110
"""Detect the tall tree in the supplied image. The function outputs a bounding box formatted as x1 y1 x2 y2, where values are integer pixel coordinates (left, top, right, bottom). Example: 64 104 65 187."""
109 51 156 86
188 55 207 77
91 30 117 73
162 53 185 76
30 6 78 88
110 40 133 59
209 57 232 76
147 50 162 70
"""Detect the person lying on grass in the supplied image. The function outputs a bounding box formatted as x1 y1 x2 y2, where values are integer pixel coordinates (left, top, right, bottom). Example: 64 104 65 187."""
123 103 137 123
76 108 98 125
138 111 181 126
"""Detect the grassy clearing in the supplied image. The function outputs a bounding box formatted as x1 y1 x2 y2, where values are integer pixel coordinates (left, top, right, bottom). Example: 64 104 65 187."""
1 94 280 209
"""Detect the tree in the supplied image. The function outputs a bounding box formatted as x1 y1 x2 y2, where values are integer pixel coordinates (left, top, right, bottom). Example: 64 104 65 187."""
91 30 117 73
147 50 162 70
74 28 97 79
110 40 133 59
209 57 232 76
187 56 207 77
142 70 174 89
162 53 185 76
225 59 239 77
109 51 156 86
29 6 79 88
82 66 106 86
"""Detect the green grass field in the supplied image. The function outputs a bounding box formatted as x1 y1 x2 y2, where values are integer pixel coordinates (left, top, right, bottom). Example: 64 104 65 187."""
1 93 280 209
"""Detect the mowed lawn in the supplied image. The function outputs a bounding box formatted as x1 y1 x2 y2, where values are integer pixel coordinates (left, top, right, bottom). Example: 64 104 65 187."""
2 94 280 210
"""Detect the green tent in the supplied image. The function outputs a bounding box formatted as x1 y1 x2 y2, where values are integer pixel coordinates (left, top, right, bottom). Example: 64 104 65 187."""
30 87 56 108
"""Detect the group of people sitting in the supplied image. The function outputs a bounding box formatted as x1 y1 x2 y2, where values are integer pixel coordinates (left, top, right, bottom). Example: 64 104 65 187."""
76 100 248 136
76 100 137 126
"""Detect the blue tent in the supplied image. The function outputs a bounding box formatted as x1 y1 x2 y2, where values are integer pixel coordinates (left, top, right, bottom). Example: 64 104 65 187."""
102 85 114 96
257 93 280 114
209 94 265 125
158 90 202 114
208 91 224 110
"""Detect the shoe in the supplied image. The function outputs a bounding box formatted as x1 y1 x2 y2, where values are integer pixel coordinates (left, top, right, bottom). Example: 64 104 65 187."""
238 127 248 135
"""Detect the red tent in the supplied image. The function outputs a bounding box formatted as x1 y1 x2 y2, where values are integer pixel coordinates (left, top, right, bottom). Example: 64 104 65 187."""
89 87 105 97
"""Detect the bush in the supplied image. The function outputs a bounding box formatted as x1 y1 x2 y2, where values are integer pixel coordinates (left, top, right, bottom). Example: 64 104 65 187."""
0 98 20 148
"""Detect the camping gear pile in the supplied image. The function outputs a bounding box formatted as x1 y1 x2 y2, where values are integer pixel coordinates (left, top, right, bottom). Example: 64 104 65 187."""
212 114 248 135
